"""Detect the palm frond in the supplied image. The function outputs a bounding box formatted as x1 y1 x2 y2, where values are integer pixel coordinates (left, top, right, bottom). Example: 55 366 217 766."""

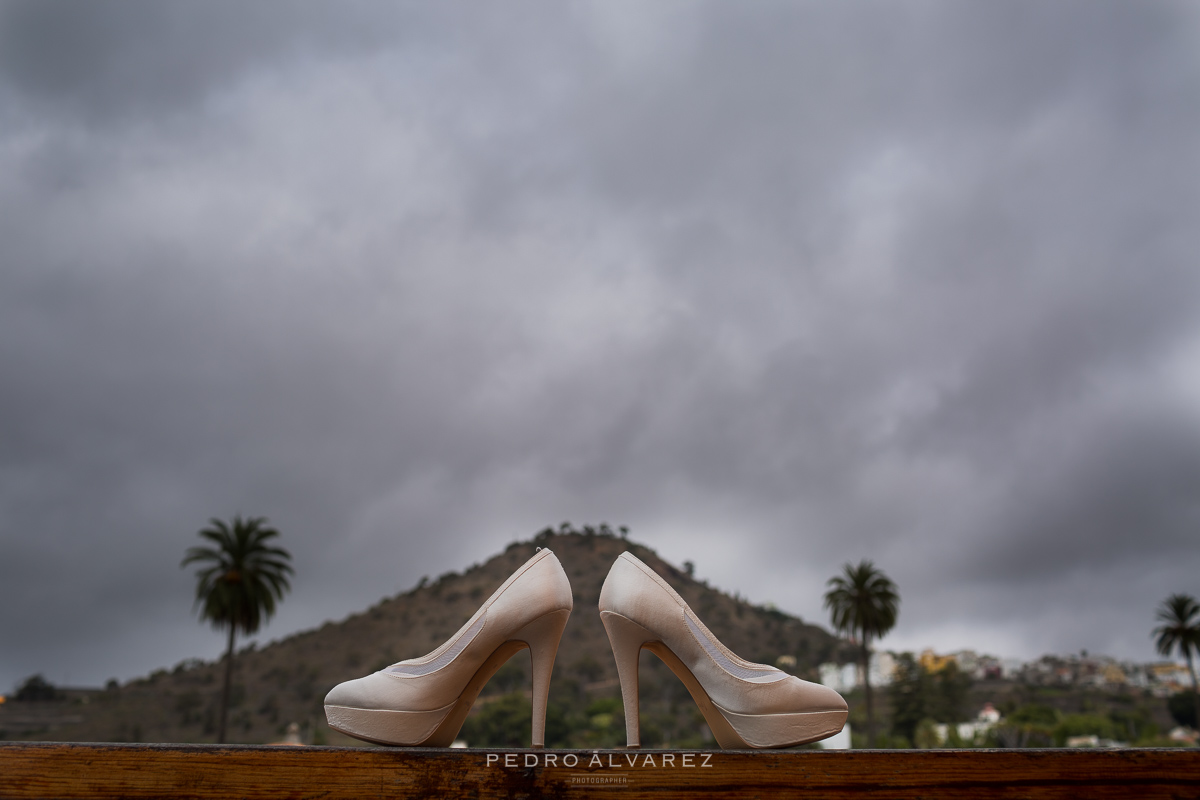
823 559 900 646
1153 594 1200 659
181 515 294 636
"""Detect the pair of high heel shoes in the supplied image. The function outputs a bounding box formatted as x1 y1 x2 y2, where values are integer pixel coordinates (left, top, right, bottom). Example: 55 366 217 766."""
324 548 848 749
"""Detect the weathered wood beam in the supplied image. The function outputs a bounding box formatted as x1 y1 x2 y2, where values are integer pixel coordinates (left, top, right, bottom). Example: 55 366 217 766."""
2 743 1198 799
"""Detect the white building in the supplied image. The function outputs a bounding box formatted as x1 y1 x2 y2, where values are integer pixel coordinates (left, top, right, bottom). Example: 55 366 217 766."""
1000 658 1023 679
818 722 852 750
819 652 896 693
870 651 896 687
951 650 980 677
819 662 859 693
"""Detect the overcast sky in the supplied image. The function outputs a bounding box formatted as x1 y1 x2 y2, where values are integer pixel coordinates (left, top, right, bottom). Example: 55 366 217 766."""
2 1 1199 693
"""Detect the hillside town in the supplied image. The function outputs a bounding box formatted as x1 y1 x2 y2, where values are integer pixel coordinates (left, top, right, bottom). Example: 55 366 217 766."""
820 649 1196 696
817 649 1199 748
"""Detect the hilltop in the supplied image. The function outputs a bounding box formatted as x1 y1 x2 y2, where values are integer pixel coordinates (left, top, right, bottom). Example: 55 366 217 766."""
1 527 846 747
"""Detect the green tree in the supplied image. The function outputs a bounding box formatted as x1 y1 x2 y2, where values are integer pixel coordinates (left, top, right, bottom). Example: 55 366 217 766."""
990 704 1057 748
14 674 60 702
461 692 570 748
889 653 931 744
1053 713 1115 746
1111 706 1159 744
461 692 532 747
1153 593 1200 731
181 515 293 743
824 560 899 747
914 717 940 749
888 654 974 746
1008 704 1059 726
932 661 972 723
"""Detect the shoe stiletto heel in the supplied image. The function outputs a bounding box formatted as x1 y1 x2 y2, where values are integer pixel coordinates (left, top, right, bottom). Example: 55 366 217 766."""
519 608 571 747
325 547 573 747
600 610 652 748
599 552 848 749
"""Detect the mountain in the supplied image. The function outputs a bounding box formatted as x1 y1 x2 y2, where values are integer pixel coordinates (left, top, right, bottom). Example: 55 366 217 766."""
0 528 847 747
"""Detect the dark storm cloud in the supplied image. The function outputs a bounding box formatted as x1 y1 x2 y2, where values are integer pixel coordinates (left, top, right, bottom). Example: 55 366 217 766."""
1 1 1198 691
0 1 423 123
972 410 1200 581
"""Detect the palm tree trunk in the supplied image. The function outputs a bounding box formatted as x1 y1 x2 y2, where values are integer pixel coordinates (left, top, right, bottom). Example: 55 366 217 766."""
1188 648 1199 731
862 638 875 747
218 624 236 744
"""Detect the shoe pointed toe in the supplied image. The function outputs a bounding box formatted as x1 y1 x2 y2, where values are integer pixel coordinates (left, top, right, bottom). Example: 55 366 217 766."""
780 675 848 713
324 681 350 707
324 674 376 709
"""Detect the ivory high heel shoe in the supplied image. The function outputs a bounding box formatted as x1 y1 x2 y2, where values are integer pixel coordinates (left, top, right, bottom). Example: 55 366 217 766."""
324 547 572 747
599 552 847 749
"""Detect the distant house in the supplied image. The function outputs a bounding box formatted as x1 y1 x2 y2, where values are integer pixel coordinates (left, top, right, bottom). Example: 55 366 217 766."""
1170 727 1199 745
919 649 956 674
933 703 1002 746
1148 662 1194 697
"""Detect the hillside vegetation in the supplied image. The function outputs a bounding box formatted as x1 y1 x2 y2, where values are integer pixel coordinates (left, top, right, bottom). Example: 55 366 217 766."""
2 528 845 747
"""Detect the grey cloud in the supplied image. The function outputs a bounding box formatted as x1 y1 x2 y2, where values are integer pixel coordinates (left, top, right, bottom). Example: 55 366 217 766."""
2 1 1199 692
971 410 1200 581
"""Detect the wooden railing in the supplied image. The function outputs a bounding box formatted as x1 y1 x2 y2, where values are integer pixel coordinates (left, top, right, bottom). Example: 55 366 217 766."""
2 742 1198 799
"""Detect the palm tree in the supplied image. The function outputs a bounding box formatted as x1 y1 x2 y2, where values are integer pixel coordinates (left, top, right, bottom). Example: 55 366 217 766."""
824 560 899 747
1154 593 1200 730
181 515 293 743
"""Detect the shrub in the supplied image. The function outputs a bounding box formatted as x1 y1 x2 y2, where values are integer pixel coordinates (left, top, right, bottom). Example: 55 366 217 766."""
14 675 59 702
1053 714 1115 746
1167 692 1198 729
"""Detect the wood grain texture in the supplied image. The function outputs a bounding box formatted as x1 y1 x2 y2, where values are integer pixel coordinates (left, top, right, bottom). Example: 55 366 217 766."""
2 743 1198 799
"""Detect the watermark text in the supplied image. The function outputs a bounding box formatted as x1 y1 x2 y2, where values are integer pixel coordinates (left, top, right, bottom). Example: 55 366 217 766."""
485 751 714 769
